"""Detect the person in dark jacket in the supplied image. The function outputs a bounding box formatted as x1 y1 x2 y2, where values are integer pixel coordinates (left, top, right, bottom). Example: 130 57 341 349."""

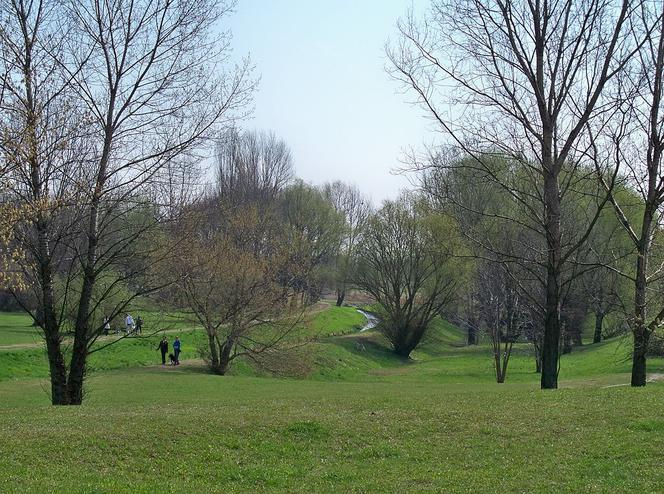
173 336 181 365
157 337 168 366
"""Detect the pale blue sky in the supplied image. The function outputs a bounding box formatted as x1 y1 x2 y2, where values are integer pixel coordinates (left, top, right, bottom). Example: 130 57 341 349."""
226 0 432 203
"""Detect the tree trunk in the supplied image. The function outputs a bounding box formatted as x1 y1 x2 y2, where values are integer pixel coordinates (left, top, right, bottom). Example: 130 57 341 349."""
336 288 345 307
207 333 220 370
632 209 653 387
562 329 572 355
45 333 68 405
631 325 648 387
495 351 505 383
66 345 87 405
68 260 98 405
392 322 427 358
467 322 477 345
394 344 413 358
212 338 234 375
593 311 604 344
36 221 68 404
541 158 562 389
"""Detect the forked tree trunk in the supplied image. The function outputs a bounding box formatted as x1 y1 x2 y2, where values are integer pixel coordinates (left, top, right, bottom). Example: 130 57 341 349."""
494 351 504 383
212 338 234 375
336 288 345 307
391 323 427 359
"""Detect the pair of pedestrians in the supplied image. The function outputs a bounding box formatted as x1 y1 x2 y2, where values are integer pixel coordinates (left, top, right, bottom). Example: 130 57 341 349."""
125 314 143 334
156 336 181 366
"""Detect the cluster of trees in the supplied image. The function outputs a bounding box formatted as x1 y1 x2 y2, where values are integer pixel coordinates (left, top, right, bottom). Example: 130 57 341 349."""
388 0 664 388
4 0 664 405
0 0 254 405
423 157 638 382
167 129 371 375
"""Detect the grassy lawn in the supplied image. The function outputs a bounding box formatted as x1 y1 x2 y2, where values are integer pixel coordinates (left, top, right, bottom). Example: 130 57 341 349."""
2 368 664 493
1 306 663 492
0 312 40 346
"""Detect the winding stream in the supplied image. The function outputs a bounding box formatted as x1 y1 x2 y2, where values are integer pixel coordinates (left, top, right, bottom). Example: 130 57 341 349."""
357 309 379 332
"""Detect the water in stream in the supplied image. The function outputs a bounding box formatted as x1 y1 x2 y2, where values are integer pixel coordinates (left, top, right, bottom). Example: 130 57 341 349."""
356 309 379 332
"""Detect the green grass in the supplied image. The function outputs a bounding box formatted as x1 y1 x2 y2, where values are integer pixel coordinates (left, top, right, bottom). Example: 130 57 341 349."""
0 328 207 381
0 306 369 381
1 368 664 493
297 304 367 338
2 306 664 492
0 312 41 346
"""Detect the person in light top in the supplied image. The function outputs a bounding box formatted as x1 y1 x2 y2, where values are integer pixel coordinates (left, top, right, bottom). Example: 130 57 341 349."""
125 313 134 334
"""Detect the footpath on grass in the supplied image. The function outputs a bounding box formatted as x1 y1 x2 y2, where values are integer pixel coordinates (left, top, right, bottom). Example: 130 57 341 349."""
0 326 191 351
1 303 662 389
0 304 370 381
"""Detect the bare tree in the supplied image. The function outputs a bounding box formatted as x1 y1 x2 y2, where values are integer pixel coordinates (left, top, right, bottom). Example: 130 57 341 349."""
590 3 664 386
476 261 523 383
388 0 639 388
216 128 294 207
173 206 298 376
323 181 370 306
0 0 254 404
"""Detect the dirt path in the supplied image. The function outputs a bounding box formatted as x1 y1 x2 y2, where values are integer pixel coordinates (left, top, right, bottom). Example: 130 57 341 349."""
0 326 190 351
601 373 664 388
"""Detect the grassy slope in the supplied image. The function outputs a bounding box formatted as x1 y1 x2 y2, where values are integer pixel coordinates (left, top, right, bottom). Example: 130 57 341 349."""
2 307 664 492
0 306 367 381
0 312 40 345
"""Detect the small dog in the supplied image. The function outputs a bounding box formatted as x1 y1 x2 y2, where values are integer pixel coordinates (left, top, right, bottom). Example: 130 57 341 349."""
168 353 177 365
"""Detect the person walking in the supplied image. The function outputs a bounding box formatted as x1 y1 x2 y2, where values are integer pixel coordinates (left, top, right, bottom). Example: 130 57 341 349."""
135 315 143 335
125 313 134 334
157 337 168 366
103 317 110 336
173 336 181 365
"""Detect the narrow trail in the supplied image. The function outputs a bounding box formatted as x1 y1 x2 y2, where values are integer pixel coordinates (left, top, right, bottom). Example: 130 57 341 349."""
0 326 190 351
602 373 664 388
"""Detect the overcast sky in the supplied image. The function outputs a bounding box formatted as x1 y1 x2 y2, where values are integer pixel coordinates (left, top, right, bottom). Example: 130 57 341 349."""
226 0 433 204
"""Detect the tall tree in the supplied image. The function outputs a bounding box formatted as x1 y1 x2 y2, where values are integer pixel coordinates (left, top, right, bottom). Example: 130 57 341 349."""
173 206 296 376
388 0 639 388
323 181 370 306
216 128 294 207
591 2 664 385
280 181 345 305
0 0 253 404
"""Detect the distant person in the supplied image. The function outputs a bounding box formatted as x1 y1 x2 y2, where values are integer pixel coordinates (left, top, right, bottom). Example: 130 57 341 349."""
173 336 181 365
125 313 134 334
103 317 110 336
135 315 143 335
157 336 168 366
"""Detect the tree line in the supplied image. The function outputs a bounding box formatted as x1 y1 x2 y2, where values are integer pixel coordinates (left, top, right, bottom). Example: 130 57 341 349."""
2 0 664 405
387 0 664 388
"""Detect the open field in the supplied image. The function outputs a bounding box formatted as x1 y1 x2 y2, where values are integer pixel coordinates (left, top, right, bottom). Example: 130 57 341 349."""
1 306 663 493
0 312 41 346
